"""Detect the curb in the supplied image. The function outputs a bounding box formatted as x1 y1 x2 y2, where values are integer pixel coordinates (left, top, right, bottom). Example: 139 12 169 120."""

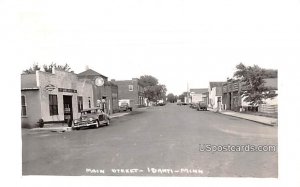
110 112 130 119
212 111 277 127
30 127 72 133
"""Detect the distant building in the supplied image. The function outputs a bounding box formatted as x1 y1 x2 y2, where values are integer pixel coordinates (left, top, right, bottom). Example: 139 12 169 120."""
77 69 119 114
189 88 209 104
112 78 145 108
21 69 94 128
208 82 225 110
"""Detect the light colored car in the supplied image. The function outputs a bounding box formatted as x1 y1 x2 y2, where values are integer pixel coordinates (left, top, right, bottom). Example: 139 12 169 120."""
197 101 208 111
119 99 133 111
72 107 110 130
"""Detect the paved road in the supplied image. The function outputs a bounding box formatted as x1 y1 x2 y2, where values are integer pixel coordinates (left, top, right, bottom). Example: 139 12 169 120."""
22 103 277 177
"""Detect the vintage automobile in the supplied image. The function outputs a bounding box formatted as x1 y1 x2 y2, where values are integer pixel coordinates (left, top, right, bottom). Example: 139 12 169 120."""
197 101 208 111
72 107 110 130
118 99 133 112
190 102 198 109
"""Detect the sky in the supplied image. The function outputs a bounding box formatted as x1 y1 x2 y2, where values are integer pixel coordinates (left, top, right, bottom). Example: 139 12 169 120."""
4 0 300 95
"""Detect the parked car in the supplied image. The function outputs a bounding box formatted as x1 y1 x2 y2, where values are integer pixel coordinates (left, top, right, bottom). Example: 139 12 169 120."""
157 100 166 106
72 107 110 130
177 101 183 106
190 103 198 109
197 101 208 111
119 99 134 111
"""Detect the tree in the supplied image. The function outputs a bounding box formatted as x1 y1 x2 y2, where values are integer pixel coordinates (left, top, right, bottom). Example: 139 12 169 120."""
139 75 158 87
22 63 41 74
139 75 167 105
234 63 277 106
167 93 175 103
178 92 188 102
167 93 178 103
43 62 72 73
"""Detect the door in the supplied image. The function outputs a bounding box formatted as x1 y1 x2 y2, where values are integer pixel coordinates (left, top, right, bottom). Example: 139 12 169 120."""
63 95 73 123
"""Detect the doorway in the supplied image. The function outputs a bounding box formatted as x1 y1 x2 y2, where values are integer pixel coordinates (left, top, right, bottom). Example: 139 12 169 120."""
63 95 73 123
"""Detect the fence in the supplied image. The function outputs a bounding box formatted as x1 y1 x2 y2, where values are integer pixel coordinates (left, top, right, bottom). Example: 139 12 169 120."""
258 104 278 114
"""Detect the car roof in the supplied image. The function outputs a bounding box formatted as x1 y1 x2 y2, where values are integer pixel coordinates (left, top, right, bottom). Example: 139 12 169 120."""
81 107 102 112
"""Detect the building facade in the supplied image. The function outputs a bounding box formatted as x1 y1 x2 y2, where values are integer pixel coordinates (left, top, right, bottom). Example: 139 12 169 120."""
222 80 242 111
77 69 119 114
189 88 209 104
21 69 94 128
112 78 145 108
208 82 225 110
222 78 278 113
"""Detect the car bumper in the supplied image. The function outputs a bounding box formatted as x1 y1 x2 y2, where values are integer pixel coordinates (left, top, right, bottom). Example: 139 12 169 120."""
73 122 97 128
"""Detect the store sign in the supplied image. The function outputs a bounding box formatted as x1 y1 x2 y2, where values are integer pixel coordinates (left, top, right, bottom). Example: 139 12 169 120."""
58 88 77 93
45 84 56 92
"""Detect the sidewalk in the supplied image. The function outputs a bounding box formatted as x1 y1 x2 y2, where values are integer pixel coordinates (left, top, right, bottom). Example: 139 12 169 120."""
208 108 278 126
29 112 131 133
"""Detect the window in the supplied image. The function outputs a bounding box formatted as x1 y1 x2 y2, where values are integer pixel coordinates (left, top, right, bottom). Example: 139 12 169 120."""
49 94 58 115
21 95 27 117
77 96 83 112
129 85 133 91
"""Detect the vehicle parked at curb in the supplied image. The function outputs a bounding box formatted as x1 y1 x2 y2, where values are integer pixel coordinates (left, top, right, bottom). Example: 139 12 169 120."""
177 101 183 106
72 107 110 130
197 101 208 111
190 103 198 109
157 99 166 106
118 99 134 112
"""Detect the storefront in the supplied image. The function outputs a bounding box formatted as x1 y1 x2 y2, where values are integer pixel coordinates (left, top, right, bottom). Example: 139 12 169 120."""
222 80 242 111
21 69 94 128
77 69 119 114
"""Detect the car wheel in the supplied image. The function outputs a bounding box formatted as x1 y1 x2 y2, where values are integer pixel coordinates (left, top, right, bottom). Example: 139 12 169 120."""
95 120 99 128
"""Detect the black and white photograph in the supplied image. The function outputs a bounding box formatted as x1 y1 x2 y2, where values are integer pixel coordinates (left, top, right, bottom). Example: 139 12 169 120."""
1 0 300 187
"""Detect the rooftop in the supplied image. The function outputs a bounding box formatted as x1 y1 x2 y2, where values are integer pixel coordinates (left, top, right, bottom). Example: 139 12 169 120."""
190 88 209 94
77 69 107 78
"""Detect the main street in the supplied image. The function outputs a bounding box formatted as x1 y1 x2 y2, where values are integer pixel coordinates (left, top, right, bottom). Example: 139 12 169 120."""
22 103 277 177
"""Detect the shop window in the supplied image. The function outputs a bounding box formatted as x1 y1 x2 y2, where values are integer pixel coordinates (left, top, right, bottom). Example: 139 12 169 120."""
21 95 27 117
77 96 83 112
129 85 133 91
49 94 58 116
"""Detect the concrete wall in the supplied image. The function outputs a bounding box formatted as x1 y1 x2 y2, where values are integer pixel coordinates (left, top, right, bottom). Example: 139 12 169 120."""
21 90 41 128
190 93 203 103
37 70 94 122
210 87 222 109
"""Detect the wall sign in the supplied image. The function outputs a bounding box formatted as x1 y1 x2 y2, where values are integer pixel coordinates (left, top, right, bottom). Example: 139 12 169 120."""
45 84 56 92
58 88 77 93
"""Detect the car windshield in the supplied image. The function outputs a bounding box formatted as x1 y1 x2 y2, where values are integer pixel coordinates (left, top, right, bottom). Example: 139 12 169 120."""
120 103 128 106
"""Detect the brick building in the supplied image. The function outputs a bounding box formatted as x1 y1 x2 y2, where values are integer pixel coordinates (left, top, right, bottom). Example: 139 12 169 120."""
112 78 145 108
77 69 119 114
21 69 94 128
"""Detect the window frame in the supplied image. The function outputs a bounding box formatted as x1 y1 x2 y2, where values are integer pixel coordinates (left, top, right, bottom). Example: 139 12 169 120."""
129 84 134 91
77 96 83 112
49 94 58 116
21 95 27 117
